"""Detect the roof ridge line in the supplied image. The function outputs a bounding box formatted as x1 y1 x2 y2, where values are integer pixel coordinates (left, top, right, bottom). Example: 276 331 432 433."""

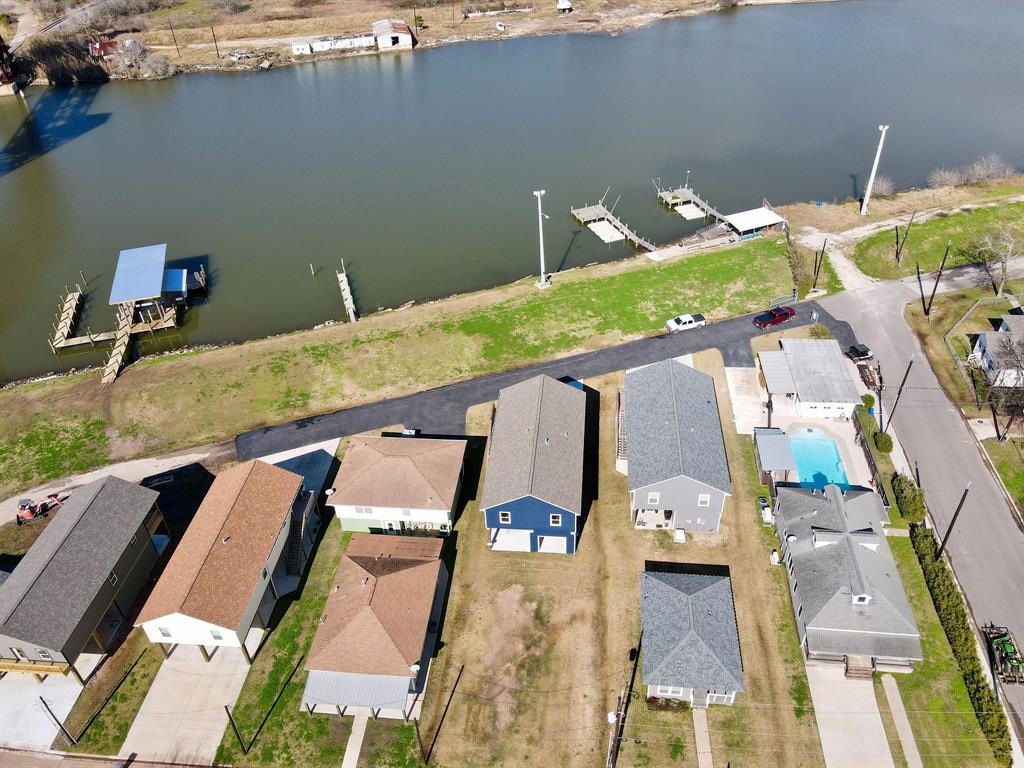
527 377 547 499
669 362 687 488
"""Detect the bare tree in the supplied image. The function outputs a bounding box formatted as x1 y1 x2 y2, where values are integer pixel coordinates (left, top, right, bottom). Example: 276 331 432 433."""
965 153 1013 183
928 167 965 188
985 333 1024 441
974 230 1022 297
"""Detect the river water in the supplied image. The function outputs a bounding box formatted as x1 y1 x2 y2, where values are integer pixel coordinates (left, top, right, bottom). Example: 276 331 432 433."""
1 0 1022 381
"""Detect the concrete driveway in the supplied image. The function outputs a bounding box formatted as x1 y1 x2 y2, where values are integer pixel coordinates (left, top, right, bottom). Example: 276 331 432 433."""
0 658 99 750
805 664 893 768
120 645 250 764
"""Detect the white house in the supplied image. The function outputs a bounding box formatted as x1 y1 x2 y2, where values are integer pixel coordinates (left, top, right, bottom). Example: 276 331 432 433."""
373 19 415 51
328 436 466 535
135 460 319 663
292 42 313 55
758 339 861 419
970 315 1024 388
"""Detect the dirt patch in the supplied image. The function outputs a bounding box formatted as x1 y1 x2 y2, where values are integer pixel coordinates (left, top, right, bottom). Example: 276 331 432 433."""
477 584 538 731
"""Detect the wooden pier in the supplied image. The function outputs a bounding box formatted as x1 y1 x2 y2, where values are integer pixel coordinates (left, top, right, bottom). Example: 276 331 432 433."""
51 290 84 350
570 202 656 252
656 183 727 223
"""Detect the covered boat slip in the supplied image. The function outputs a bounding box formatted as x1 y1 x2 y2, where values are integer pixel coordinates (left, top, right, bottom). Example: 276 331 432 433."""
108 243 190 306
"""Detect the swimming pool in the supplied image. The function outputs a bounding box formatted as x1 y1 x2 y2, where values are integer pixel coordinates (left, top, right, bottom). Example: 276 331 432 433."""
789 429 849 489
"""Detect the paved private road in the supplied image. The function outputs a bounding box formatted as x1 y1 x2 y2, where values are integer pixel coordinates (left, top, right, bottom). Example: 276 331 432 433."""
236 301 857 458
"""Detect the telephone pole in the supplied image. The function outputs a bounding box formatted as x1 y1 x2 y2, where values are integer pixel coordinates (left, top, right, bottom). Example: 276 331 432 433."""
937 483 971 558
883 360 913 435
534 189 550 289
861 124 890 216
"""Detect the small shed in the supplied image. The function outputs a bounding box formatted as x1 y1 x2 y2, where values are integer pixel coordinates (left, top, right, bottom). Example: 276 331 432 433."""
753 427 797 490
724 207 786 239
373 19 415 52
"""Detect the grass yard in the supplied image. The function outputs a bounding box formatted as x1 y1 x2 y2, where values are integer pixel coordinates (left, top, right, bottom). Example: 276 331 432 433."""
0 238 795 502
57 630 164 755
982 437 1024 513
876 539 1001 768
419 354 823 768
852 202 1024 280
904 279 1024 421
853 405 905 526
214 520 354 767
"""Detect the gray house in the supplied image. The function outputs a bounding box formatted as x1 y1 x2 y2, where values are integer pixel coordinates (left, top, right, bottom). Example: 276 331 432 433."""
775 484 922 674
620 359 732 540
641 564 745 707
0 476 167 683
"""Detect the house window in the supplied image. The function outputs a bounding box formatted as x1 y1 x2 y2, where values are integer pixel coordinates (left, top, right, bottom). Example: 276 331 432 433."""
262 567 269 580
402 509 411 517
108 572 118 587
793 580 798 593
697 494 711 507
499 511 512 525
549 513 562 527
130 534 138 547
211 630 223 640
11 647 27 662
797 604 803 618
647 492 660 506
37 649 52 662
656 685 684 697
159 627 171 638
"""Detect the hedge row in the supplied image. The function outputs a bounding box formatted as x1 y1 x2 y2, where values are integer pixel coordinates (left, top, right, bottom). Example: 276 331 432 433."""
891 474 926 524
910 525 1012 766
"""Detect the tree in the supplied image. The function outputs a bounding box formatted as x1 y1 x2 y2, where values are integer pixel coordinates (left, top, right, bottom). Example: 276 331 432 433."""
874 431 893 453
973 229 1022 297
985 334 1024 441
871 174 896 197
928 167 965 188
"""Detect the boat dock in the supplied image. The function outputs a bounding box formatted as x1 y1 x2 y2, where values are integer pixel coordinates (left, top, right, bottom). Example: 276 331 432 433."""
336 262 358 323
570 200 656 252
655 182 727 223
50 289 84 349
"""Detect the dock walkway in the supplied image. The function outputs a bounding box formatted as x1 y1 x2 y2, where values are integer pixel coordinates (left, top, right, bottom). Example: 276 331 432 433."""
657 185 726 223
50 290 83 350
102 302 136 384
570 203 655 252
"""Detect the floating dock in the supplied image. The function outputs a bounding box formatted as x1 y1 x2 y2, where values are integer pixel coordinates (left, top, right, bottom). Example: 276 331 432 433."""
337 262 358 323
656 183 727 223
570 201 655 252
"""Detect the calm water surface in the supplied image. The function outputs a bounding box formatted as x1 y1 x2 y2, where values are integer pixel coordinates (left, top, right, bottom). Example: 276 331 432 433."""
1 0 1022 381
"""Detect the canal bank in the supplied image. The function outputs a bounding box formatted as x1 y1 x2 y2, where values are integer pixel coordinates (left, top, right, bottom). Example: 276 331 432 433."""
1 0 1022 384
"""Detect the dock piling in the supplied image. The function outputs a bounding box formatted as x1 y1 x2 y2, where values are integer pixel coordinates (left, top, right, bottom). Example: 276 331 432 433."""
79 270 88 287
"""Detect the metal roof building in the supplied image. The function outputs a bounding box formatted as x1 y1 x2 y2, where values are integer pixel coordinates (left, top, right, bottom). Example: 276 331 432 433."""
109 244 169 305
758 339 861 418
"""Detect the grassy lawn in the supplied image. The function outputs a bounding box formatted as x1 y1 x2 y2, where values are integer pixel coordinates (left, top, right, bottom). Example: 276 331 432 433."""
877 539 1001 768
904 279 1024 421
853 202 1024 280
0 238 797 502
853 405 906 526
56 630 164 754
982 437 1024 512
419 357 822 768
214 520 355 767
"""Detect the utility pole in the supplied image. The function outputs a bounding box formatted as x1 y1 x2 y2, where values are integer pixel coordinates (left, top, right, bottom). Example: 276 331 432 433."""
169 21 181 59
211 26 221 59
937 482 971 558
533 190 550 289
883 360 913 434
926 240 951 317
860 124 890 216
685 168 691 189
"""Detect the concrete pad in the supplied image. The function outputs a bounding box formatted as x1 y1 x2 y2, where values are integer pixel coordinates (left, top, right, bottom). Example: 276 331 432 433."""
120 644 250 764
0 664 89 750
724 367 764 435
805 664 894 768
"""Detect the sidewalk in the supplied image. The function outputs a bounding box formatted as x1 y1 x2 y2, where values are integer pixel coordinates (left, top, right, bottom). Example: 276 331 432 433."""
692 707 713 768
341 715 367 768
880 674 923 768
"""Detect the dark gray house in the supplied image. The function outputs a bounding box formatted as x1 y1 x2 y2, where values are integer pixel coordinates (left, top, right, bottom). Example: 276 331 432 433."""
0 476 167 683
620 359 732 541
775 485 922 674
640 564 744 707
482 375 586 555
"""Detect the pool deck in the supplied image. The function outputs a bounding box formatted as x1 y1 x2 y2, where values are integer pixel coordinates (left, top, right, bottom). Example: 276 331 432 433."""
783 421 870 490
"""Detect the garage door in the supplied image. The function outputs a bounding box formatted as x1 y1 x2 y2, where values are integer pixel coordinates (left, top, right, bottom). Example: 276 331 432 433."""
537 535 568 554
491 528 533 552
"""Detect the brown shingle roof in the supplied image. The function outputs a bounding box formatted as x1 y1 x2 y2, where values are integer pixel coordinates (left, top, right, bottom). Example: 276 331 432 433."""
306 534 443 676
136 461 301 631
329 437 466 512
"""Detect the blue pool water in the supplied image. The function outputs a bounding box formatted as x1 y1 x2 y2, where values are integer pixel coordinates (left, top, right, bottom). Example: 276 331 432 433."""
790 431 849 489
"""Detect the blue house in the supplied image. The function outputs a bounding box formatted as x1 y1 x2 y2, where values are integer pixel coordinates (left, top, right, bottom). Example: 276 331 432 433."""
481 375 586 555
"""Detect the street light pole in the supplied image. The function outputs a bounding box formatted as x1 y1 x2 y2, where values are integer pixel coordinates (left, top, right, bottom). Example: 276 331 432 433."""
860 124 890 216
685 169 691 189
534 190 550 289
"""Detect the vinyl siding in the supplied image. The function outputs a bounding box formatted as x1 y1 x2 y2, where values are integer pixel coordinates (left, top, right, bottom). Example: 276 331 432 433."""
483 495 577 554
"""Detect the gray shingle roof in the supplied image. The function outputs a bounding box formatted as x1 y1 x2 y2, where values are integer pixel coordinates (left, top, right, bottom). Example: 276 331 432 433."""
641 569 744 693
624 359 732 494
0 476 159 652
480 375 586 514
775 485 922 661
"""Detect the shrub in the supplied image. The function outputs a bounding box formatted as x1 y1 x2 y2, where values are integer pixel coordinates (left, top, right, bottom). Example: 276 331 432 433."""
964 153 1013 183
910 526 1012 766
808 323 831 339
871 174 896 197
928 167 965 188
891 473 926 523
873 431 893 454
861 393 875 409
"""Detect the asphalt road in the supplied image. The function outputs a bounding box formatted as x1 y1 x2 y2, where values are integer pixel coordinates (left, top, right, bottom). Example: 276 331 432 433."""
822 272 1024 745
236 301 856 458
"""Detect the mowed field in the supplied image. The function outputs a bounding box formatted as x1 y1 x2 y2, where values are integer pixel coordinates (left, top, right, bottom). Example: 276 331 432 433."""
418 352 824 768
